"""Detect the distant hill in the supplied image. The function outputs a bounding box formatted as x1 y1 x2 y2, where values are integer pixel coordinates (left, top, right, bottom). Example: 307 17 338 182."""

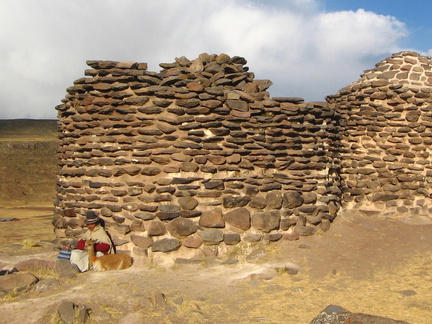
0 119 58 141
0 119 58 207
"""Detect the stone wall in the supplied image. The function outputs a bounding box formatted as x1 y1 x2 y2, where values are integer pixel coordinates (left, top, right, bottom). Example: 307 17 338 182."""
327 51 432 221
54 53 341 261
54 51 432 262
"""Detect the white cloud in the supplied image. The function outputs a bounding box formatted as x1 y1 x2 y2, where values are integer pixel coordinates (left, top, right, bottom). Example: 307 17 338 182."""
0 0 409 119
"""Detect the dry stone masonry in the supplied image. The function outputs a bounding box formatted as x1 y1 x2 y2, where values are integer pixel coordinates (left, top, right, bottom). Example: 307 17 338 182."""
54 51 432 261
54 53 341 261
327 51 432 220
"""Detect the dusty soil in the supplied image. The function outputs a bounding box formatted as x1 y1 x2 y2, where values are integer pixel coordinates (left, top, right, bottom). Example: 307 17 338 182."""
1 207 432 324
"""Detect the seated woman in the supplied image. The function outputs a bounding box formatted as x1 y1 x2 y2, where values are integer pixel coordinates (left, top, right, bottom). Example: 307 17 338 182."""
70 211 114 272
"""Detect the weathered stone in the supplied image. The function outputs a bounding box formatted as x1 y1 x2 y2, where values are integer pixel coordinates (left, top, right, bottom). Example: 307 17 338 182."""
310 304 409 324
123 166 141 175
226 99 249 111
141 166 161 176
147 220 167 236
199 208 225 228
180 162 199 172
243 233 262 242
207 155 226 165
111 189 128 197
224 207 251 230
54 259 79 278
249 196 267 209
303 192 317 204
280 217 297 230
152 238 181 252
182 233 203 248
159 204 181 212
180 210 202 218
265 233 283 242
0 273 39 292
251 211 281 233
134 211 155 220
283 191 304 208
167 217 197 238
320 219 331 232
204 180 224 190
130 235 153 249
130 220 146 231
266 191 283 209
198 229 224 244
14 259 55 272
57 301 76 324
178 197 198 210
223 195 251 208
370 193 399 202
34 278 60 292
224 233 241 245
113 215 125 224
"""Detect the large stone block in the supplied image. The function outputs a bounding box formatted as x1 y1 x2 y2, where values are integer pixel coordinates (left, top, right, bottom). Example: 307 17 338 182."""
224 207 251 230
167 217 197 238
152 238 181 252
251 211 281 233
199 208 225 228
198 229 224 245
283 191 304 208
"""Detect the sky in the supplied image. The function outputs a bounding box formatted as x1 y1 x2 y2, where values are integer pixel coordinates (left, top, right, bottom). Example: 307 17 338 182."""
1 0 431 120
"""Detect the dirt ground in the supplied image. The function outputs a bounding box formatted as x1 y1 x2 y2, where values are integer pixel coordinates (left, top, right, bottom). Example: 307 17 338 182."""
1 207 432 323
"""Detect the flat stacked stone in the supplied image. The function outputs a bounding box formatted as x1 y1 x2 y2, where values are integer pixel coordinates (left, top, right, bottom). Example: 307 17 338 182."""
327 51 432 218
54 53 341 260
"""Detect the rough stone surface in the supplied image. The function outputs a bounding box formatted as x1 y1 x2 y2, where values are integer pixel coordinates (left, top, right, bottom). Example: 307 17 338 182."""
57 300 90 324
251 211 281 233
182 233 203 248
151 238 181 252
198 229 224 244
34 278 60 292
54 51 432 262
54 259 80 278
309 305 409 324
199 208 225 228
167 217 197 238
14 259 55 272
0 273 38 292
223 207 251 230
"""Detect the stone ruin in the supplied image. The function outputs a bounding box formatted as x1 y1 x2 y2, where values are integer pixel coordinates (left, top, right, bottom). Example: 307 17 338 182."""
327 51 432 219
53 51 432 262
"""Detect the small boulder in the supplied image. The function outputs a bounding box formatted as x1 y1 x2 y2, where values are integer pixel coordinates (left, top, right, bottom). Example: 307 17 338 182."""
35 278 60 292
55 259 80 278
310 305 409 324
0 273 38 292
14 259 55 272
57 300 90 324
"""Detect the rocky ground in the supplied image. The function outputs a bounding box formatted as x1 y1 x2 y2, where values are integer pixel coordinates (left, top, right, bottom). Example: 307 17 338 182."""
1 207 432 323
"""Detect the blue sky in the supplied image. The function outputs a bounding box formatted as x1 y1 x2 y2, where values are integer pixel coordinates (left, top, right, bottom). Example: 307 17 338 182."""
0 0 431 119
